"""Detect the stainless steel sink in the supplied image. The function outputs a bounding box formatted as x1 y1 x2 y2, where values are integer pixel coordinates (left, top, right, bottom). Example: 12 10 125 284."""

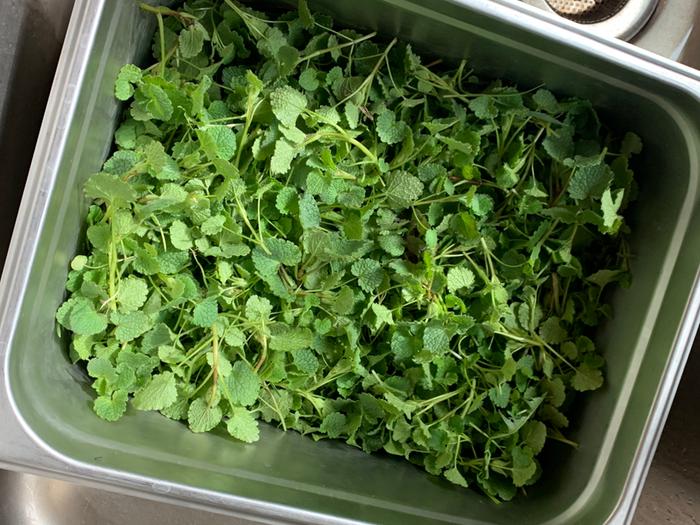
0 469 257 525
0 0 698 524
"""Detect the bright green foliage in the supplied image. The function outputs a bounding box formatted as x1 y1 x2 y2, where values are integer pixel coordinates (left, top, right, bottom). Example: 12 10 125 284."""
132 372 177 411
179 22 208 58
446 267 475 293
320 412 347 438
94 390 129 421
270 86 307 128
192 297 218 327
117 276 148 313
56 0 640 503
298 193 320 229
376 109 407 144
226 406 259 443
222 361 261 406
115 64 142 101
56 297 107 336
188 397 223 432
197 125 236 161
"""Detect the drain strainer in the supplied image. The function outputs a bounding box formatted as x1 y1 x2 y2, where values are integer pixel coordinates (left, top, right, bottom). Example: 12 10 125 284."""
545 0 629 23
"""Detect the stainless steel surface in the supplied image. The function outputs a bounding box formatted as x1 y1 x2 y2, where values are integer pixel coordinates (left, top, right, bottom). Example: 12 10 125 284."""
0 0 699 525
0 0 73 264
633 343 700 524
521 0 659 39
631 0 700 66
0 469 257 525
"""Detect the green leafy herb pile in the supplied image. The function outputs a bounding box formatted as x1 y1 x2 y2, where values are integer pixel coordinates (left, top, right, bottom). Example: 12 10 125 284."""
55 0 641 501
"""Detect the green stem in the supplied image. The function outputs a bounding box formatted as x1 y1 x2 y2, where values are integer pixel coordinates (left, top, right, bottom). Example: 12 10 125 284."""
191 370 214 397
335 37 398 108
253 334 268 371
139 3 196 19
297 31 377 64
233 193 268 253
156 13 166 77
260 384 287 431
208 325 219 406
107 209 117 311
303 131 378 164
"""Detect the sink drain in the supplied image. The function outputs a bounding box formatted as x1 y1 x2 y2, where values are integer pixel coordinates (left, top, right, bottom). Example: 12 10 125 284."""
545 0 628 23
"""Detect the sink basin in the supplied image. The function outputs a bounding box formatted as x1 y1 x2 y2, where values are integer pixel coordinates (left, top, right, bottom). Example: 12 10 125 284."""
0 469 256 525
0 0 697 524
0 0 73 264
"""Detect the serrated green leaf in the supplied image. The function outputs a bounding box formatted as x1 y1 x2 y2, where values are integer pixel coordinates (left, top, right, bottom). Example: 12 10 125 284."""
84 173 138 204
270 86 307 128
571 363 604 392
351 258 384 292
532 89 559 114
169 220 192 250
521 420 547 454
378 234 404 256
135 83 173 121
333 286 354 315
201 215 226 236
275 187 298 215
320 412 346 438
94 390 129 421
469 96 497 119
198 125 237 161
543 125 574 162
245 295 272 322
299 68 319 91
221 361 261 407
143 141 180 181
179 23 208 59
132 372 177 411
444 467 469 487
371 302 394 327
568 163 613 201
298 192 320 229
270 325 313 352
266 237 302 266
57 297 108 336
112 310 153 343
344 101 359 129
489 383 511 408
298 0 314 28
539 317 567 345
376 109 407 145
188 397 223 432
270 139 297 175
192 297 218 328
470 194 494 217
115 121 137 149
621 132 642 157
601 188 624 232
226 406 260 443
385 172 423 208
446 267 475 294
87 356 116 382
293 347 319 374
423 324 450 354
115 64 142 101
117 276 148 313
104 150 138 175
511 446 537 487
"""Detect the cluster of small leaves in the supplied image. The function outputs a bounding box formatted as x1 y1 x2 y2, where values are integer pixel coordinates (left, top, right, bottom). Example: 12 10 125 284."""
56 0 640 502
